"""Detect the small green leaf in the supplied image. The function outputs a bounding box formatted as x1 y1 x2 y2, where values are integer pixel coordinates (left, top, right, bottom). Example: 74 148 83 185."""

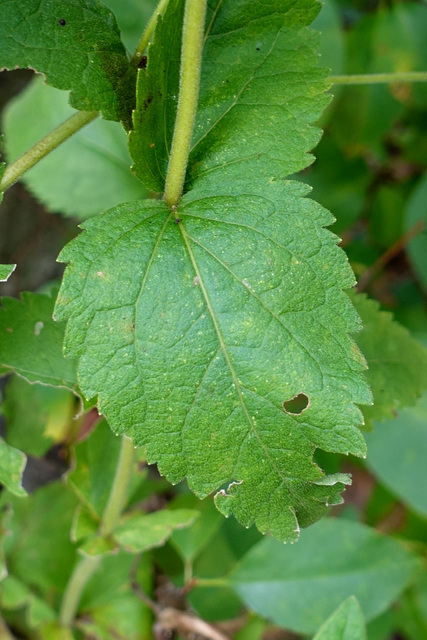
3 77 145 220
0 0 136 126
188 517 262 622
68 419 126 518
67 419 146 518
79 535 115 556
3 376 75 457
351 292 427 428
79 552 153 639
113 508 197 553
234 617 267 640
0 438 26 497
37 623 75 640
71 504 99 544
313 597 367 640
393 571 427 640
169 494 223 562
229 518 420 635
0 265 16 282
2 482 78 600
365 392 427 519
0 291 78 391
128 0 185 192
0 576 57 627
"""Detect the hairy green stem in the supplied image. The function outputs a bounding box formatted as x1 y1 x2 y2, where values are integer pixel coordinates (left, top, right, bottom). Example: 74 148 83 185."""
164 0 207 207
99 436 135 537
59 435 135 629
59 555 102 629
130 0 170 67
330 71 427 85
195 577 228 588
0 110 98 193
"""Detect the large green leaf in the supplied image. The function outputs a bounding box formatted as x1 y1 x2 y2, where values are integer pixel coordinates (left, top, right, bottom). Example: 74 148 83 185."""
351 293 427 428
55 0 371 541
0 292 77 391
3 77 145 220
365 392 427 519
0 0 136 127
229 518 420 635
313 597 366 640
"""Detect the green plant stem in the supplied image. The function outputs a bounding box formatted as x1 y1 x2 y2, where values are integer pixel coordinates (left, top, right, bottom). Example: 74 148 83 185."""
59 554 102 629
130 0 170 67
330 71 427 85
99 435 135 536
59 435 135 629
0 110 98 193
195 577 228 588
163 0 207 207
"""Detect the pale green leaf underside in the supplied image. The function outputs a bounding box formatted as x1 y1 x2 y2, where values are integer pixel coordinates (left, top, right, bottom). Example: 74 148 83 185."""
0 264 16 282
0 292 78 391
0 0 136 127
0 437 26 497
55 185 370 541
351 292 427 428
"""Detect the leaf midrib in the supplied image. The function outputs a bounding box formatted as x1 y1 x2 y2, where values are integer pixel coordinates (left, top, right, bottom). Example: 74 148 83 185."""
178 220 288 485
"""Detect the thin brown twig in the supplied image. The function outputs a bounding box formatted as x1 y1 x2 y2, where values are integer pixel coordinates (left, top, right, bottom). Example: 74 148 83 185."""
158 607 229 640
0 616 17 640
357 218 425 292
130 571 229 640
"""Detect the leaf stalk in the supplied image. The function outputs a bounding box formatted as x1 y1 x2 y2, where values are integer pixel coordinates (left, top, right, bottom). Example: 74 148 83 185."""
163 0 207 207
130 0 171 68
59 435 135 629
0 110 98 193
330 71 427 85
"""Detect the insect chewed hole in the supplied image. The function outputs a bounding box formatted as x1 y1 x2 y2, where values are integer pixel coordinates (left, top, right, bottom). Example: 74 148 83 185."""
282 393 310 416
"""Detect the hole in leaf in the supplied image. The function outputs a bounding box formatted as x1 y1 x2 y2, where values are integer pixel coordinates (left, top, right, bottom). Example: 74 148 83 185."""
282 393 309 416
